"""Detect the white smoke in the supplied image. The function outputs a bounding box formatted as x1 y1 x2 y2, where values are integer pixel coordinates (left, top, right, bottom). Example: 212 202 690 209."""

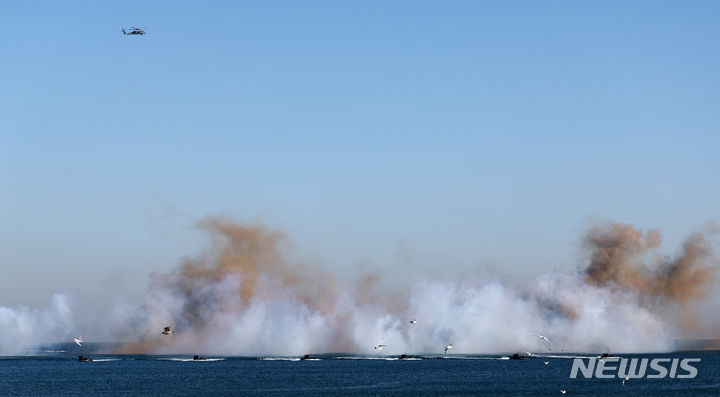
0 220 716 356
0 294 75 355
111 272 683 355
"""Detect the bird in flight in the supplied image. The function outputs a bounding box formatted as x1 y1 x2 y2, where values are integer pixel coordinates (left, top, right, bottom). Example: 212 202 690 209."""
73 337 83 347
374 344 387 351
409 319 418 325
161 326 175 335
444 344 453 354
534 334 551 344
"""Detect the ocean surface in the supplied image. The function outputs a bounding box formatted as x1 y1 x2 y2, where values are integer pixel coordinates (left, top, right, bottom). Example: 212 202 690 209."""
1 351 718 396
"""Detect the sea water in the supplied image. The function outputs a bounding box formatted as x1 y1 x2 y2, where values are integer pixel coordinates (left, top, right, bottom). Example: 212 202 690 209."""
1 352 718 396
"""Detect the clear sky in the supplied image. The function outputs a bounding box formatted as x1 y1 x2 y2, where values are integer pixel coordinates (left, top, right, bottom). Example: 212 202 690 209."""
2 1 719 308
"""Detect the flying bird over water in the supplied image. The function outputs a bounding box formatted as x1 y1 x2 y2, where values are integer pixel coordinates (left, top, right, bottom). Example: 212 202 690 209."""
374 344 387 351
444 344 453 354
410 319 417 324
560 390 567 394
161 327 175 335
73 337 83 347
534 334 551 344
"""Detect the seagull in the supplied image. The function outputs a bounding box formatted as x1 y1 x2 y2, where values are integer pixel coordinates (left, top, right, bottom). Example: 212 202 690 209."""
444 344 453 354
161 326 175 335
73 337 83 347
544 361 549 365
560 390 567 394
374 344 387 351
410 319 418 324
534 334 551 344
622 376 629 387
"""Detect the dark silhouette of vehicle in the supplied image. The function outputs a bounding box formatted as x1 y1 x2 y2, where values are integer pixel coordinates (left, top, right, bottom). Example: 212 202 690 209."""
122 27 147 35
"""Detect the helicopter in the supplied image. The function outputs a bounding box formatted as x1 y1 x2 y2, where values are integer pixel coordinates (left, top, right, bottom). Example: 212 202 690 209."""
122 27 147 36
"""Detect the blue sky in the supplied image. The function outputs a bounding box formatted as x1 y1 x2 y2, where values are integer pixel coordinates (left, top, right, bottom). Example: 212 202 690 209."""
2 1 719 307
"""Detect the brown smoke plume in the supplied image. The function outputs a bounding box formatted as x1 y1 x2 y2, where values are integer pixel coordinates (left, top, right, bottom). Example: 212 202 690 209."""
110 218 720 355
117 216 377 353
583 222 717 304
165 216 343 320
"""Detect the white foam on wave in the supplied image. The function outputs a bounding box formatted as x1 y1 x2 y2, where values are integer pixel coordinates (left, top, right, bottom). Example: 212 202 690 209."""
336 356 421 361
541 354 601 359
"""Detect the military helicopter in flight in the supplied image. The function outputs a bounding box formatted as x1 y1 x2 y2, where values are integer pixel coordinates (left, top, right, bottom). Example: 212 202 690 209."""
122 27 147 36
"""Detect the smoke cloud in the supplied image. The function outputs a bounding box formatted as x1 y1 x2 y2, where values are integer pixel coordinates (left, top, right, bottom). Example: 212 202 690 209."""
584 223 716 304
1 219 718 355
0 294 75 355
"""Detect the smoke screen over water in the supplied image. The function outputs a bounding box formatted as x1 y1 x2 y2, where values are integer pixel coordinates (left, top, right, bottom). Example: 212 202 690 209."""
1 218 718 356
